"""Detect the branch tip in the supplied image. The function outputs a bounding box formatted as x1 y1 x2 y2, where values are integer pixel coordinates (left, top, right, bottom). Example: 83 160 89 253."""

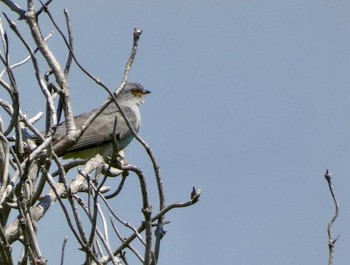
191 187 201 202
324 169 331 181
133 28 143 42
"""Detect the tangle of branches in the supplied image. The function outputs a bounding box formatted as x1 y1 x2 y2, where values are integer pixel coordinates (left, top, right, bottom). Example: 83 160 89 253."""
0 1 200 264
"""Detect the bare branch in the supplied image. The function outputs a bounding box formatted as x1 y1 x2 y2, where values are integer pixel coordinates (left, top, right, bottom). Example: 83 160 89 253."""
110 218 144 263
0 217 13 264
101 187 201 264
0 0 25 18
0 131 10 203
0 31 54 78
74 194 120 265
3 14 57 129
104 174 127 199
0 3 201 263
35 0 54 17
60 236 69 265
118 164 153 264
24 8 76 133
63 9 74 77
324 170 340 265
44 171 87 248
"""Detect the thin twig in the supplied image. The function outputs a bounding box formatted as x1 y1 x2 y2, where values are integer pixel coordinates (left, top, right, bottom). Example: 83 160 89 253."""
0 31 54 79
1 13 23 156
74 195 120 265
25 210 45 262
0 221 13 265
104 174 127 199
324 170 339 265
0 132 10 202
0 0 25 18
101 187 201 264
110 218 144 263
3 13 57 133
35 0 54 17
44 172 86 247
97 204 109 243
25 7 76 134
120 164 153 264
60 236 68 265
96 186 146 245
63 9 73 77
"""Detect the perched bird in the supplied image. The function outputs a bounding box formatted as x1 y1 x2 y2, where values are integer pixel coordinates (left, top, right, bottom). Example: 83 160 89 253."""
52 82 150 160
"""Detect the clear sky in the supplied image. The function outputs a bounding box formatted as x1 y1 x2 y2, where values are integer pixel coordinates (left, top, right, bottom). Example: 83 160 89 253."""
1 1 349 264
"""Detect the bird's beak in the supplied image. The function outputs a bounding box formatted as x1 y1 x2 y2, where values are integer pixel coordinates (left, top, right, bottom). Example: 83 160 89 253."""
143 90 151 95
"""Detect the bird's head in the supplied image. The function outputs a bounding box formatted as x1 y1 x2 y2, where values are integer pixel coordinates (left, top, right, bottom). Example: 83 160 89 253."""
116 82 151 106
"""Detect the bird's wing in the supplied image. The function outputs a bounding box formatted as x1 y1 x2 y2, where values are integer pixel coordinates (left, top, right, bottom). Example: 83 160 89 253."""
57 103 139 152
53 108 95 140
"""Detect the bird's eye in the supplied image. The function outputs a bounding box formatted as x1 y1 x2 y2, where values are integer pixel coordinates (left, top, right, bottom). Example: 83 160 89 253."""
132 89 142 96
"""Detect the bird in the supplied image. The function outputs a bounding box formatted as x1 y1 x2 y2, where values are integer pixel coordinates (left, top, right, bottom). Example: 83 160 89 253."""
52 82 150 161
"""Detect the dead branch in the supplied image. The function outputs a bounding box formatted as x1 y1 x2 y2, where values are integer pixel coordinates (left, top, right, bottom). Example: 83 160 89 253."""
0 2 200 264
324 170 339 265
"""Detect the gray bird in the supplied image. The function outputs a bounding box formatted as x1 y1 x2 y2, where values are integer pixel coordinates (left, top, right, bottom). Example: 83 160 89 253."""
52 82 150 160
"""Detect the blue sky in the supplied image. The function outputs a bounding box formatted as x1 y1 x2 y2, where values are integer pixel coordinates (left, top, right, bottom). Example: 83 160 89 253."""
1 1 349 264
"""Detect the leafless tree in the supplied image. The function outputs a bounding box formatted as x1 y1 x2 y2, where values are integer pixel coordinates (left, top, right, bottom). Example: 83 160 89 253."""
0 1 200 264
